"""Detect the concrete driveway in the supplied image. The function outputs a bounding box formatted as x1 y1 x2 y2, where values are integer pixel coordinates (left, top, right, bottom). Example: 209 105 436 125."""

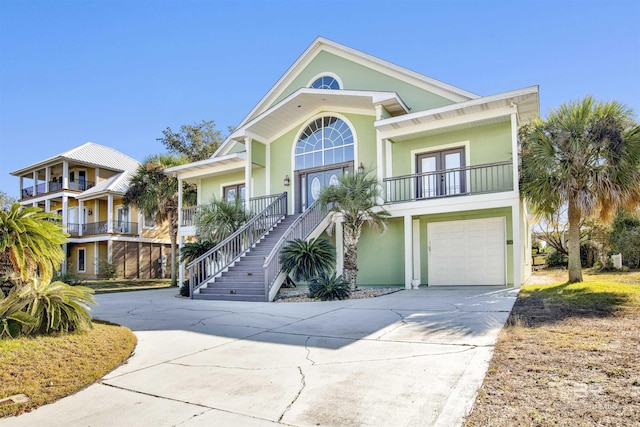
3 286 517 427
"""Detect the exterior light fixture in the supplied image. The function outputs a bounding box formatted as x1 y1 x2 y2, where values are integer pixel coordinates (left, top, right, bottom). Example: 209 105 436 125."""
284 175 290 186
358 162 365 173
87 209 93 216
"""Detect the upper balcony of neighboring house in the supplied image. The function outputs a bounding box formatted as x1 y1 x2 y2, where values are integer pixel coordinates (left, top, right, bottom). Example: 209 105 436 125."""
10 142 141 203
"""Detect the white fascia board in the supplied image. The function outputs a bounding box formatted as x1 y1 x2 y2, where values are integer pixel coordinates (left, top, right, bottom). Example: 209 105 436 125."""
176 161 246 181
68 236 171 244
379 106 515 141
232 37 478 138
377 86 539 129
163 153 246 177
386 191 520 218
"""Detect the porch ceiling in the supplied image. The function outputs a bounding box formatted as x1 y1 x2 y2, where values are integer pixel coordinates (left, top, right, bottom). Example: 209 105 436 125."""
229 88 409 143
163 153 246 180
375 86 539 142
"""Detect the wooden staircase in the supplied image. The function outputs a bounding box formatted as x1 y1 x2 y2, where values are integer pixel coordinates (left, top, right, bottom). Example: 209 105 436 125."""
193 214 299 301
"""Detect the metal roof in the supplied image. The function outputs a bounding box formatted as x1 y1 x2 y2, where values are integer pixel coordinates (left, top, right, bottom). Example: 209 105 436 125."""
11 142 141 176
78 171 135 199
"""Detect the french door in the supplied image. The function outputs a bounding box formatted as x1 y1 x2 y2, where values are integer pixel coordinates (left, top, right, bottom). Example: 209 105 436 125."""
416 148 465 199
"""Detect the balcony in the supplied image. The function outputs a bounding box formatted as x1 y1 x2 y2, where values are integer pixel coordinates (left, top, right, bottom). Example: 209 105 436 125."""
21 180 95 198
67 221 138 237
383 161 513 204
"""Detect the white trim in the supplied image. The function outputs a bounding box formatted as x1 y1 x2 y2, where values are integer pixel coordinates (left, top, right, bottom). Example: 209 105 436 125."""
410 141 470 174
306 72 343 89
512 203 521 288
385 139 393 178
266 144 271 195
404 215 413 289
379 106 514 141
510 112 519 193
412 218 421 284
77 247 86 273
387 191 519 218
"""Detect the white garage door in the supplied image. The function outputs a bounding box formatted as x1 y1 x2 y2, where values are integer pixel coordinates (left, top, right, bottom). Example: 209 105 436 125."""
428 217 506 286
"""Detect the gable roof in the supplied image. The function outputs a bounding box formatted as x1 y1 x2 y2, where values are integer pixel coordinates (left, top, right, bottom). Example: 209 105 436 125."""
217 37 479 156
11 142 140 176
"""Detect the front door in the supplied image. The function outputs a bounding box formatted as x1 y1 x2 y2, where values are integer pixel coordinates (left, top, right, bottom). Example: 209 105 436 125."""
417 148 465 199
305 168 342 208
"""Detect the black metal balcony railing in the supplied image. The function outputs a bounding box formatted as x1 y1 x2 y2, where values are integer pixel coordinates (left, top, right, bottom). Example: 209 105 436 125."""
383 161 514 204
21 180 95 198
67 221 138 237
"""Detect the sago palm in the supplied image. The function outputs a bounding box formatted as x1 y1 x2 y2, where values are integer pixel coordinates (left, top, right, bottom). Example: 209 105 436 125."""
520 96 640 282
317 170 390 289
279 237 336 283
0 203 67 281
124 154 196 286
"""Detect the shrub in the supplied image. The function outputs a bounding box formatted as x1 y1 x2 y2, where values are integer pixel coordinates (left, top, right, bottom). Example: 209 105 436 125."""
280 238 336 283
98 259 118 279
52 271 86 287
609 211 640 269
0 276 95 338
180 240 215 264
546 250 568 267
308 272 351 301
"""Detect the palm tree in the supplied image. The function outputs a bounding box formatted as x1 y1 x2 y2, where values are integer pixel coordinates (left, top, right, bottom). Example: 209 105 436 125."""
0 203 67 281
520 96 640 282
279 237 336 283
124 154 195 287
317 170 390 289
196 197 250 243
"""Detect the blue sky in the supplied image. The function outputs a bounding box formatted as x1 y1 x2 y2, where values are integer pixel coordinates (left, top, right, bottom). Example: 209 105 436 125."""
1 0 639 198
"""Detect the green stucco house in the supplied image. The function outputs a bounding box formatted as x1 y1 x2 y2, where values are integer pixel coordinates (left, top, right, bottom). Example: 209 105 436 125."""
166 37 538 301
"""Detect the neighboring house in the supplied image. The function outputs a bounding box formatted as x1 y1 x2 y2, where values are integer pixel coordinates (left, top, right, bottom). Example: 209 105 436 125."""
11 143 172 279
166 37 538 301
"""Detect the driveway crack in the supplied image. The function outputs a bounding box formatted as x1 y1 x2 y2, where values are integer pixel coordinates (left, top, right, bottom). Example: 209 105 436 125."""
304 336 315 365
278 366 306 423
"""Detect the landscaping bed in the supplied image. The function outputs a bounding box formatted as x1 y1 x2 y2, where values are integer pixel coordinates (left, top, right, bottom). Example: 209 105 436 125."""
82 278 172 294
275 285 402 302
465 270 640 426
0 321 137 418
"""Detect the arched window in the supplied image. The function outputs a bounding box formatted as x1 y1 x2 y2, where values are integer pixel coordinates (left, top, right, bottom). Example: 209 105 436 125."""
295 117 354 170
310 75 340 90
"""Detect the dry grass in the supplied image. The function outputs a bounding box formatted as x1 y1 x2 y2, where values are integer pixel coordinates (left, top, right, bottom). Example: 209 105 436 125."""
465 270 640 427
0 322 137 418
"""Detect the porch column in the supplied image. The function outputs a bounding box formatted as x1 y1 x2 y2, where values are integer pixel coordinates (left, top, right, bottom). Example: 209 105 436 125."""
95 199 100 228
61 195 69 229
62 161 69 189
412 218 421 286
78 200 84 236
45 167 51 193
94 241 99 276
177 177 183 228
336 218 344 275
61 243 67 274
512 201 522 288
19 176 23 199
107 240 113 263
178 235 185 286
244 137 252 211
32 171 38 196
385 139 393 178
265 144 271 196
511 112 519 193
376 132 384 183
404 215 413 289
95 168 100 184
107 194 113 233
45 199 51 212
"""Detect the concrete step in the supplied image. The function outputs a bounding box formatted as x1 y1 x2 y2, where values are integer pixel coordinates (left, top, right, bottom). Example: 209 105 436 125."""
194 293 265 302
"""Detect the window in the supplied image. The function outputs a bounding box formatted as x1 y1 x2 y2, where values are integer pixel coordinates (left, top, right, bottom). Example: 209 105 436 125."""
310 75 340 90
116 206 130 233
143 213 156 229
223 184 245 203
295 117 354 170
77 248 86 273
